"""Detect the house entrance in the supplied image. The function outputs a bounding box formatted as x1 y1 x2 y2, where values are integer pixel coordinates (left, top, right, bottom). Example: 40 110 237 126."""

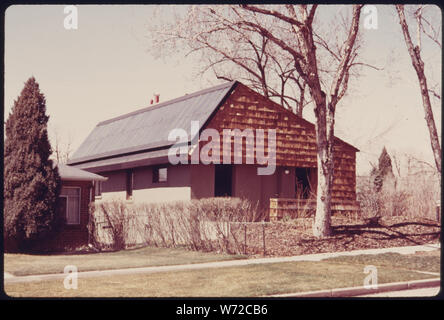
295 168 316 199
215 164 233 197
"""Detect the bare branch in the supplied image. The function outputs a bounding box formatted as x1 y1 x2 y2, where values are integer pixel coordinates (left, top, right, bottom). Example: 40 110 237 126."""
329 5 363 109
240 4 304 28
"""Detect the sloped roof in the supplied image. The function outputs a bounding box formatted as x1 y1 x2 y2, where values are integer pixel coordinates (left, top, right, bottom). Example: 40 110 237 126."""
68 81 237 165
68 80 358 170
57 164 108 181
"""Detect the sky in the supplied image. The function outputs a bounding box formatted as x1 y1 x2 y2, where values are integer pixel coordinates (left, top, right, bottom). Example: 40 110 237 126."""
4 5 442 176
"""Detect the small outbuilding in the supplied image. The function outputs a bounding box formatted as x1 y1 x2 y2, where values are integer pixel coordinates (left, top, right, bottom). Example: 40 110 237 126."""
54 164 107 249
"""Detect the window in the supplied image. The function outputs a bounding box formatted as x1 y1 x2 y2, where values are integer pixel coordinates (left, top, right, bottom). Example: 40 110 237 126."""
153 166 167 183
126 169 134 200
95 181 102 198
60 187 81 225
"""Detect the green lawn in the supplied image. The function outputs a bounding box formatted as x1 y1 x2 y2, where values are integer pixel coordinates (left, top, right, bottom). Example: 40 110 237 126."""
4 251 440 297
4 246 246 276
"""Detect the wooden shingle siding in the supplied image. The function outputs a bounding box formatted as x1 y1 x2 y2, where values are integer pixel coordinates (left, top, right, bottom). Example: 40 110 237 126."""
202 83 357 203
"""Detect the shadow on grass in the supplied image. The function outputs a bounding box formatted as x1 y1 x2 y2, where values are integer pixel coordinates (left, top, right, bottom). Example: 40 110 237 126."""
331 220 441 246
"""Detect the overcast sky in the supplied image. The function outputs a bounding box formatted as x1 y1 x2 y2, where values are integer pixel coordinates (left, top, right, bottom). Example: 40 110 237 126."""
4 5 442 175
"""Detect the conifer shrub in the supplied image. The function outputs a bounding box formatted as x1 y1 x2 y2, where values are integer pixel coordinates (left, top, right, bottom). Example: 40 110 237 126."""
4 77 61 252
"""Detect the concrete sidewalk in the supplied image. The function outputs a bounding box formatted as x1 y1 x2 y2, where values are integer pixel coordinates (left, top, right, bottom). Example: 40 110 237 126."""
267 278 441 298
4 243 440 284
358 286 441 297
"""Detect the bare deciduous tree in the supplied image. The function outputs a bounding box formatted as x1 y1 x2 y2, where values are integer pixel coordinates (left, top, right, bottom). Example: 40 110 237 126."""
149 5 311 116
236 4 364 237
396 4 441 174
149 5 366 237
51 126 73 164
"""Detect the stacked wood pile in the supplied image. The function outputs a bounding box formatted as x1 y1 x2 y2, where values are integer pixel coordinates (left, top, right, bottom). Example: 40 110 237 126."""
269 198 360 221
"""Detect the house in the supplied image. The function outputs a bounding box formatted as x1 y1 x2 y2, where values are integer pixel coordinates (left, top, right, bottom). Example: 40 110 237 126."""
55 164 107 248
67 81 359 219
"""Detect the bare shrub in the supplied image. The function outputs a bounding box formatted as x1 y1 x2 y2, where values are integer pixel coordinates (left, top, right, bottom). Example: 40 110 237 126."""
357 176 380 219
97 200 129 251
197 198 256 254
87 203 104 250
398 172 440 220
88 197 259 254
357 172 439 221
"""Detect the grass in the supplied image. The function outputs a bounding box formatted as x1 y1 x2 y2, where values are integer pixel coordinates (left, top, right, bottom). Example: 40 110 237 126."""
327 250 441 273
4 251 440 297
4 245 246 276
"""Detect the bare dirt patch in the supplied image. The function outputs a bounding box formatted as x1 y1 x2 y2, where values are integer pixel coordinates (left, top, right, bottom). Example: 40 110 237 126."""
242 216 441 257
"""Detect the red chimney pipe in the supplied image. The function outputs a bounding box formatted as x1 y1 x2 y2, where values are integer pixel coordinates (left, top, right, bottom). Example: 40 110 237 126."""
154 94 160 103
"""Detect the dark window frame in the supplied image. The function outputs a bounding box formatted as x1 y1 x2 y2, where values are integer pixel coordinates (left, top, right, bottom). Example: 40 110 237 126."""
153 166 168 183
60 187 81 225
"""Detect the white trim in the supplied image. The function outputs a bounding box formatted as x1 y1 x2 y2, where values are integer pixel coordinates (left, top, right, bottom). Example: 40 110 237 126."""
94 180 103 200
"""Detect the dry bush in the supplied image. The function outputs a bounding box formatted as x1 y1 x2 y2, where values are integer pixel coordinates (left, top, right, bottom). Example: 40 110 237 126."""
277 187 317 222
357 177 409 220
89 197 259 254
398 173 440 220
357 173 440 221
88 200 131 251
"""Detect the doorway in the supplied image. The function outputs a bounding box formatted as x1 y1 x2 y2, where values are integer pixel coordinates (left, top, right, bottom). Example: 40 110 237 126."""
295 168 316 199
214 165 233 197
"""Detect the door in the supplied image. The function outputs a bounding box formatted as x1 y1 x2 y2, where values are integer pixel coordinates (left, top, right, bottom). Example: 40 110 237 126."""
214 164 233 197
295 168 312 199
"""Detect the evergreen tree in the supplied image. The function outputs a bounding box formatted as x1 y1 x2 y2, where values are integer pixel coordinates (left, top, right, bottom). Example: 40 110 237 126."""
372 147 395 192
4 77 61 252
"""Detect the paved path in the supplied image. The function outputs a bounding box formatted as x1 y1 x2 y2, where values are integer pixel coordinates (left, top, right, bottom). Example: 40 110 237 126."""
4 243 440 284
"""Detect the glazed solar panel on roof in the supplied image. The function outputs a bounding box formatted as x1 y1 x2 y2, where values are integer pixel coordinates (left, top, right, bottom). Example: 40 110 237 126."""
69 81 236 164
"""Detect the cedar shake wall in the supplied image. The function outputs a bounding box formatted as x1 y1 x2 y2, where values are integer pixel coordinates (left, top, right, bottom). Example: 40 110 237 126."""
202 83 357 202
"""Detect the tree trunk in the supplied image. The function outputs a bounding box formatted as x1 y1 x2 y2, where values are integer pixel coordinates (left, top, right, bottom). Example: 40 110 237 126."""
313 146 333 237
312 95 333 237
396 5 442 173
417 69 441 173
